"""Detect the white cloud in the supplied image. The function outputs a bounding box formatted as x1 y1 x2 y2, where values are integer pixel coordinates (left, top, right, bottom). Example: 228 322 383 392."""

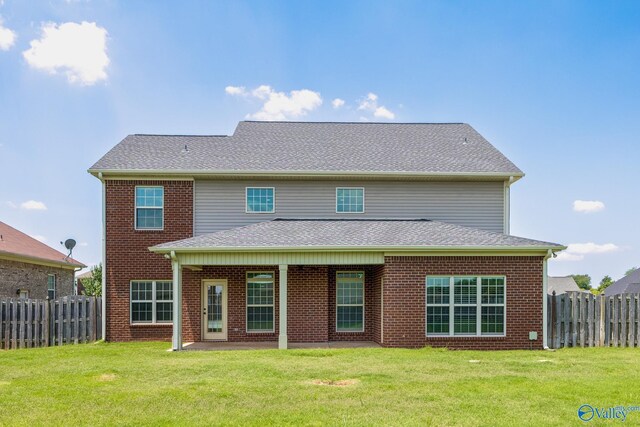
225 85 246 95
0 19 16 51
23 21 109 85
227 84 323 121
357 92 395 120
30 234 47 243
573 200 605 213
20 200 47 210
555 242 620 261
332 98 345 108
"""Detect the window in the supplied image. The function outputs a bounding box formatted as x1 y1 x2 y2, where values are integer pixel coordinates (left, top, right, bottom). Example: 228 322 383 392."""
246 187 275 213
426 276 505 336
135 186 164 230
47 274 56 300
18 290 29 299
246 272 274 332
336 188 364 213
130 280 173 324
336 271 364 332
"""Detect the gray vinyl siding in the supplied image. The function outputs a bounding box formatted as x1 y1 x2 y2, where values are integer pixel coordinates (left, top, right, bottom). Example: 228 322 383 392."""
194 180 505 236
194 180 505 235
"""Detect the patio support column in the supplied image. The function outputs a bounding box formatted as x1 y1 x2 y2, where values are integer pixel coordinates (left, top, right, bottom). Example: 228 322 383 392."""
279 264 288 349
171 252 183 351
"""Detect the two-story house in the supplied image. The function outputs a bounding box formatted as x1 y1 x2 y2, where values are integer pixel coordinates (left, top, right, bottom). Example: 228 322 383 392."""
89 121 564 350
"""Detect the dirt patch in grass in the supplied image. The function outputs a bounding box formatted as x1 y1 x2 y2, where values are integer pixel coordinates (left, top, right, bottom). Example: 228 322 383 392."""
97 373 117 382
309 379 359 387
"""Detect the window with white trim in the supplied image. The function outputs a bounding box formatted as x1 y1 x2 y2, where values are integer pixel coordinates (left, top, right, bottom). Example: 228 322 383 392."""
336 271 364 332
135 186 164 230
47 274 56 300
336 188 364 213
246 272 274 332
246 187 275 213
426 276 505 336
130 280 173 323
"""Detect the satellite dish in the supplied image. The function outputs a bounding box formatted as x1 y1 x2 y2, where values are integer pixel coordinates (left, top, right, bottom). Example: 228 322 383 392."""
63 239 76 261
64 239 76 251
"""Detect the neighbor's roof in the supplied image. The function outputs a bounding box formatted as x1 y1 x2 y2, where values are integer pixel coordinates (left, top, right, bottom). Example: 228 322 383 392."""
89 121 523 178
150 219 562 252
0 221 85 269
548 276 585 295
604 269 640 296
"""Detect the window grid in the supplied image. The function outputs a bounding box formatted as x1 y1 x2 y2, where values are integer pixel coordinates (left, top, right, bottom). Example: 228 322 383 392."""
246 187 275 213
135 186 164 230
336 271 364 332
246 272 274 332
47 274 56 300
336 188 364 213
426 276 506 337
130 280 173 324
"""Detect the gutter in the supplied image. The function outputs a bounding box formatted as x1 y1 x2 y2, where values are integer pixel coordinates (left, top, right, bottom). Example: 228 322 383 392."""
149 244 566 254
88 168 525 182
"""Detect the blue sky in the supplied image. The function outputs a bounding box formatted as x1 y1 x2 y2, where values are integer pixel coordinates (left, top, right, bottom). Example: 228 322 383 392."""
0 1 638 286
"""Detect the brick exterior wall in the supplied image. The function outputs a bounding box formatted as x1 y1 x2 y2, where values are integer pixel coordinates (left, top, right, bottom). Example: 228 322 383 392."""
0 258 74 299
105 179 193 341
382 256 545 349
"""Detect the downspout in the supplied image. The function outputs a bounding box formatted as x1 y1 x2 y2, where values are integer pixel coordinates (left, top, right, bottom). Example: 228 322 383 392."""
542 249 552 350
99 172 107 341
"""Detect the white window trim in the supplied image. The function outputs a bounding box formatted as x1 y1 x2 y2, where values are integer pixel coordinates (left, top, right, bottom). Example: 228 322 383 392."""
130 280 173 324
134 185 164 231
335 187 365 214
246 271 275 333
425 275 507 337
47 274 56 300
245 187 276 214
18 289 29 299
336 271 365 333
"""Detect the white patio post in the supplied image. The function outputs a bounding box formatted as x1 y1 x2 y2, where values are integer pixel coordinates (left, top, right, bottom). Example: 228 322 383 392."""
171 252 183 351
279 264 288 349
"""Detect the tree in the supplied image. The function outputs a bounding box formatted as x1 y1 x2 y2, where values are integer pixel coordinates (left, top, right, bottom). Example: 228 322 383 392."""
625 267 638 277
82 263 102 297
572 274 592 290
598 275 614 293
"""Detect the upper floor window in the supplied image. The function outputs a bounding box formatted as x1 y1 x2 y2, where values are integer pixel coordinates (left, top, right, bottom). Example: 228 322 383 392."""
135 186 164 230
336 188 364 213
246 187 275 213
47 274 56 300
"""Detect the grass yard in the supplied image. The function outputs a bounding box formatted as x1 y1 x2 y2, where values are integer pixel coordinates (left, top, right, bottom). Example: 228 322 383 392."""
0 343 639 426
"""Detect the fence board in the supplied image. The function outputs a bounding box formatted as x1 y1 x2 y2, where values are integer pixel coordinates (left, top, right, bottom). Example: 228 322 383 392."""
579 293 586 347
587 294 594 347
632 295 636 346
563 294 570 347
554 293 561 348
621 295 628 347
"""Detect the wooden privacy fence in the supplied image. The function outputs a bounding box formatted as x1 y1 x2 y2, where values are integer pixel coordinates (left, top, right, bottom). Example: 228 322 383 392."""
0 296 102 350
547 291 640 348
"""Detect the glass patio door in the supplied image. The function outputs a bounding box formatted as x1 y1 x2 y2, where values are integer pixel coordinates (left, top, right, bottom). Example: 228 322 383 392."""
202 280 227 340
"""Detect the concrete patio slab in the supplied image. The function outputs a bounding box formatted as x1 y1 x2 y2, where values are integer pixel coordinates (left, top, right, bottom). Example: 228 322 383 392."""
182 341 380 351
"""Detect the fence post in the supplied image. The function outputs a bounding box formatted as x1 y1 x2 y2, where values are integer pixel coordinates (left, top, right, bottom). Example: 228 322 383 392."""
550 291 556 349
630 294 636 348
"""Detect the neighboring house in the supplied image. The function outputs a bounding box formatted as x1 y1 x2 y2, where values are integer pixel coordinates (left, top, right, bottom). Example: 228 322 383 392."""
89 121 564 350
76 270 93 295
547 276 585 295
604 269 640 296
0 221 85 299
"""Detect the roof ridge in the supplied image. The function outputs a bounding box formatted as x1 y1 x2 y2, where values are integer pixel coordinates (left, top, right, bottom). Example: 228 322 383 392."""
133 134 229 137
272 218 432 222
242 121 467 125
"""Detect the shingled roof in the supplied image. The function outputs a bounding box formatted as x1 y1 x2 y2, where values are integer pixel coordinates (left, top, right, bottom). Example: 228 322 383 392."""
90 121 523 177
0 221 85 269
150 219 562 252
604 269 640 296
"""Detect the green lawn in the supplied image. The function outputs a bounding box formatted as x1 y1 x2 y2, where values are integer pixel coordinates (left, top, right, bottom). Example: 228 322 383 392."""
0 343 638 426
